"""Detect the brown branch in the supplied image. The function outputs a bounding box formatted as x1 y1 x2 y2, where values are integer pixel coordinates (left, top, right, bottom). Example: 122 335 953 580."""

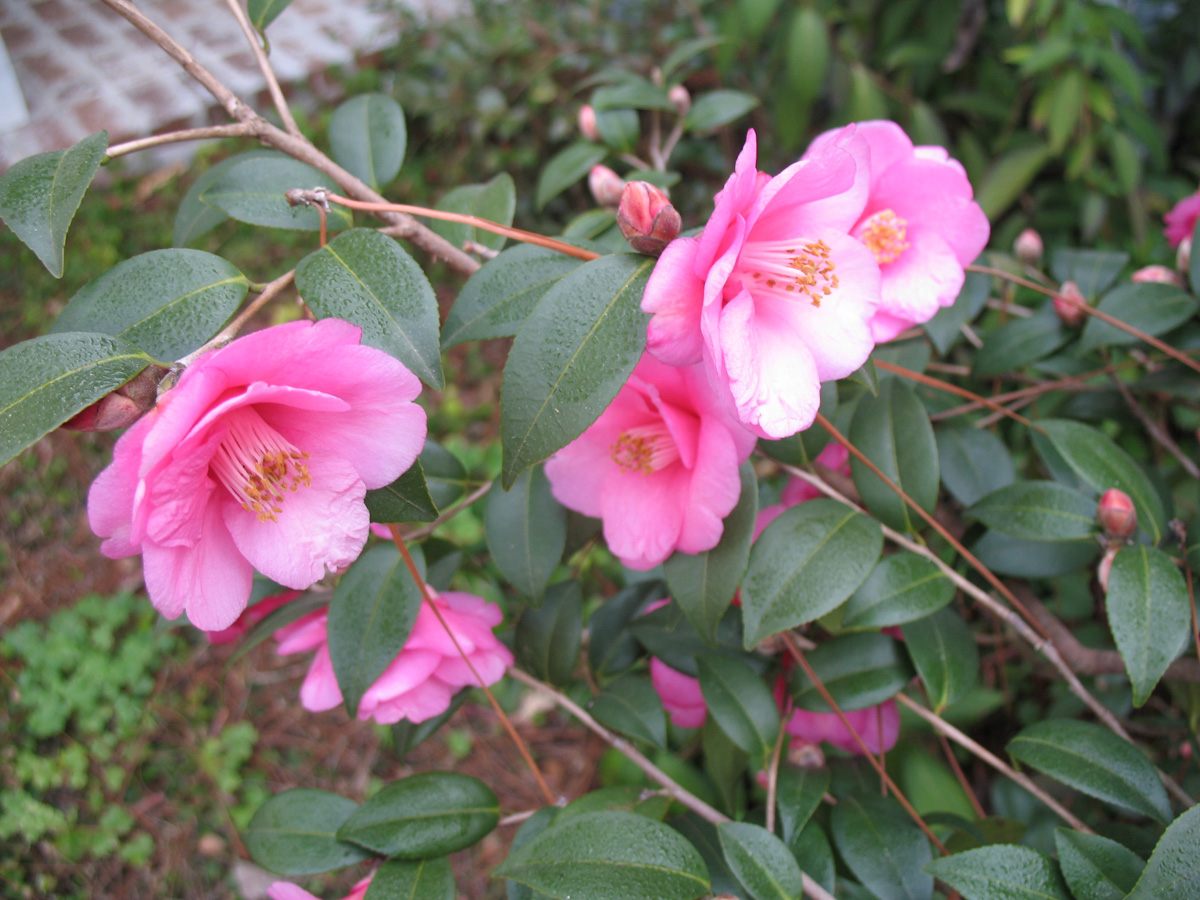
221 0 300 136
874 360 1038 429
105 123 256 158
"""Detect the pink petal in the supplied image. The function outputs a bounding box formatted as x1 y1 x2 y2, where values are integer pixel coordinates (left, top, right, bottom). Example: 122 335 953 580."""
361 678 453 724
650 658 707 728
299 644 344 712
360 649 441 704
677 415 742 554
643 237 706 366
267 883 323 900
599 465 689 569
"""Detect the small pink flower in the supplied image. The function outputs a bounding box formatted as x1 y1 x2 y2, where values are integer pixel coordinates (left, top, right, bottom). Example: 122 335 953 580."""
806 121 989 343
545 353 756 570
88 319 427 631
275 589 512 724
642 128 881 439
785 701 900 755
650 657 707 728
203 589 302 645
268 875 372 900
1165 190 1200 247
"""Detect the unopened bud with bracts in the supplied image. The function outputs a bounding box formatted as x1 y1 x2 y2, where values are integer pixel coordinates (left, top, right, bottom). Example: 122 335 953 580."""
1014 228 1043 264
1053 280 1088 327
1131 265 1182 287
617 181 682 256
1098 488 1137 542
588 164 625 209
668 84 691 116
578 105 599 143
1178 236 1192 279
62 366 164 432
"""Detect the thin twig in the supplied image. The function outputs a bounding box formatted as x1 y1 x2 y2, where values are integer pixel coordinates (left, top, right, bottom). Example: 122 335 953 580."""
1104 355 1200 478
764 720 786 835
106 123 256 158
402 481 492 542
874 360 1038 429
221 0 300 136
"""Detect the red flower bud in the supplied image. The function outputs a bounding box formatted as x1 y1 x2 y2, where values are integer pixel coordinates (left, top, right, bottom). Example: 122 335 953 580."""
1097 488 1137 541
1014 228 1043 264
588 164 625 209
1053 280 1088 327
61 367 163 432
1131 265 1182 287
578 105 599 143
668 84 691 116
616 181 682 256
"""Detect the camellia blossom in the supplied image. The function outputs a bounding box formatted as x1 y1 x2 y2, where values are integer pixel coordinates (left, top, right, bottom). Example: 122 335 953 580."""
203 589 301 645
805 120 990 343
275 589 512 724
642 128 881 439
88 319 427 631
754 443 850 539
785 700 900 755
1165 189 1200 247
268 876 372 900
650 657 708 729
545 352 756 570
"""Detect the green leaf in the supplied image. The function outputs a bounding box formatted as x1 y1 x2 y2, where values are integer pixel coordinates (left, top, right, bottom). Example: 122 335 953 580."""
500 253 653 487
790 823 835 894
327 544 423 716
494 810 710 900
785 7 830 102
0 333 155 468
683 90 760 132
535 142 607 209
431 173 516 253
696 653 780 759
485 466 567 599
48 249 247 360
902 608 979 713
1050 249 1129 300
632 600 749 677
366 459 438 524
591 79 675 112
1054 829 1144 900
718 822 803 900
776 767 828 846
967 481 1097 541
201 155 353 231
244 789 370 876
328 93 407 191
1124 806 1200 899
507 808 560 900
926 845 1072 900
973 308 1069 377
665 462 758 645
418 440 468 510
247 0 293 31
295 228 443 388
741 499 883 647
174 150 277 246
515 580 583 686
789 633 914 712
925 271 990 355
1078 282 1198 351
1106 545 1191 707
842 553 955 628
848 378 939 532
594 109 640 154
935 426 1016 507
365 857 455 900
338 772 499 858
661 36 728 79
975 142 1053 219
0 130 107 277
588 674 667 748
442 243 590 348
1037 419 1165 543
589 581 664 680
831 796 934 900
847 357 880 396
973 530 1098 578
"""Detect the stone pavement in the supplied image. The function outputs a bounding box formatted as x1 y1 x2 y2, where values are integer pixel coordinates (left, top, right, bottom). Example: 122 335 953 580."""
0 0 440 173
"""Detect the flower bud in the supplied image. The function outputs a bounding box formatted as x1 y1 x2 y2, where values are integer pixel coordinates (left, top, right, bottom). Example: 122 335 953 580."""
1053 280 1088 327
616 181 682 256
668 84 691 116
61 366 163 432
1098 488 1137 541
1178 236 1192 278
578 104 599 143
588 164 625 209
1131 264 1182 287
1014 228 1043 264
1098 546 1117 592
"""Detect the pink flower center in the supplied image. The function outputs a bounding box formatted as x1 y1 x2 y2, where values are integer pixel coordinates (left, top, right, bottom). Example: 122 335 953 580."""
610 424 680 474
210 409 312 522
858 209 910 264
739 238 840 307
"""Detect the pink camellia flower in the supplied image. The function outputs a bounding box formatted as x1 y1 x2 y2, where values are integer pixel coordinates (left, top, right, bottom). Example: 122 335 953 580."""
268 875 372 900
203 589 301 645
275 589 512 724
785 701 900 755
805 120 990 343
88 319 427 631
642 128 881 439
754 443 850 539
1130 264 1183 287
650 657 708 729
1165 189 1200 247
545 352 756 570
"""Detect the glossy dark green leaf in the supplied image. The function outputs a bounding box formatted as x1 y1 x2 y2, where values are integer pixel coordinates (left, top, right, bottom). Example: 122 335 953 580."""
535 142 607 208
365 460 437 524
500 253 653 487
975 142 1053 219
327 544 423 716
244 789 370 875
849 378 939 532
741 499 883 647
696 653 780 759
683 90 760 132
507 808 561 900
776 766 829 846
588 674 667 748
485 466 567 599
174 150 276 246
589 581 664 680
925 271 989 355
704 716 749 815
494 810 709 900
843 553 955 628
784 6 829 102
0 333 155 468
431 173 516 253
247 0 293 31
671 814 744 898
201 155 354 231
48 249 247 361
338 772 498 858
631 600 750 677
1124 806 1200 899
1050 248 1129 300
660 36 728 79
967 481 1097 541
1078 282 1198 351
1054 829 1144 900
665 462 757 645
296 228 443 388
790 822 835 894
973 308 1069 377
831 796 934 900
591 79 675 111
515 580 582 686
365 857 455 900
1037 419 1165 543
972 530 1098 578
718 822 803 900
789 633 913 712
391 690 469 763
0 130 106 276
328 93 407 191
902 607 979 713
935 426 1016 507
418 441 469 510
925 845 1072 900
846 357 879 396
1106 545 1191 707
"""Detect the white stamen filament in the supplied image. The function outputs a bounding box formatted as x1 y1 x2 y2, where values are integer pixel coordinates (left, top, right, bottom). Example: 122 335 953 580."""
610 423 680 475
740 237 840 306
210 410 311 522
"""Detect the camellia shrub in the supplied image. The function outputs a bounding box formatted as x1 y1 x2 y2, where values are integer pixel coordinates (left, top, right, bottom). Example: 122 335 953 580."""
2 2 1199 899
